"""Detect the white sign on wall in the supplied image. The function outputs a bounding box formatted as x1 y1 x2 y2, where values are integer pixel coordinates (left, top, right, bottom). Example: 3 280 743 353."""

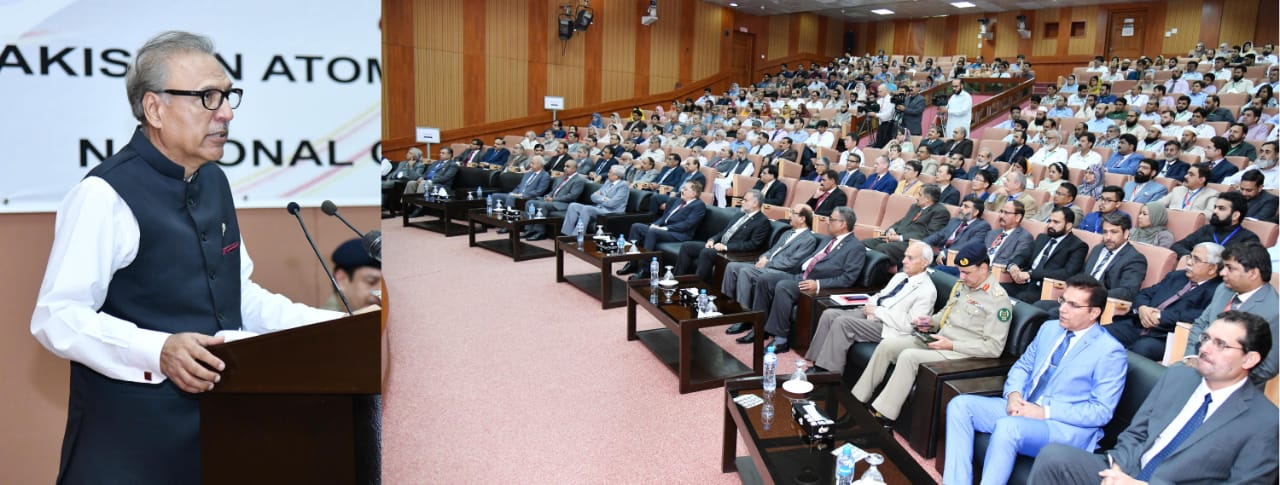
544 96 565 110
0 0 382 213
416 127 441 144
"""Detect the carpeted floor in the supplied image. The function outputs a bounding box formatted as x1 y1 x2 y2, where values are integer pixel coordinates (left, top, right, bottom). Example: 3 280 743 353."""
380 218 943 483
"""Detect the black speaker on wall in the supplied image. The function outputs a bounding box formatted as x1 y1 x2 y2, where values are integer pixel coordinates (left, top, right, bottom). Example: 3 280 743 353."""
843 31 856 56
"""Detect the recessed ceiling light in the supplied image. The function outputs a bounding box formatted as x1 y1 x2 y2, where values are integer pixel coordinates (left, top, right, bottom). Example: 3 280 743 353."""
871 8 894 15
728 2 738 6
952 1 976 7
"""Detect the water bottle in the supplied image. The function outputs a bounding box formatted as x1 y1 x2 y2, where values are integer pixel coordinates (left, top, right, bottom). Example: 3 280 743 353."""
476 185 483 198
649 257 660 284
595 224 604 239
495 199 504 213
835 445 855 485
697 289 709 315
528 202 536 219
763 345 777 393
425 180 434 197
575 220 585 249
486 194 494 215
761 395 774 431
617 234 627 254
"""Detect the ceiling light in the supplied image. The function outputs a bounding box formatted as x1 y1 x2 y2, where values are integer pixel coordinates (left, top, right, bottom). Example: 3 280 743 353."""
728 2 738 6
871 9 894 15
952 1 976 7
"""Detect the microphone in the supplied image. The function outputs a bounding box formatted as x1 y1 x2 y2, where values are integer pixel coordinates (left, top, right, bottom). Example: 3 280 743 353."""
287 201 353 315
321 200 379 261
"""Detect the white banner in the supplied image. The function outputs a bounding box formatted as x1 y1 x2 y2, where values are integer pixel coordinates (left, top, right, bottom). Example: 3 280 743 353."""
0 0 382 213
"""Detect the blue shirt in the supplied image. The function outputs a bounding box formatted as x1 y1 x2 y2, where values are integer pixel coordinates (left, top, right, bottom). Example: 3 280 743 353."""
1105 152 1141 175
1080 210 1131 233
1086 117 1116 133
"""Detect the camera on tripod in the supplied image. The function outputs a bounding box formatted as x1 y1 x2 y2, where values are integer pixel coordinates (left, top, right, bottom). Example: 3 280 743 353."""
860 101 880 114
932 93 949 106
889 93 906 105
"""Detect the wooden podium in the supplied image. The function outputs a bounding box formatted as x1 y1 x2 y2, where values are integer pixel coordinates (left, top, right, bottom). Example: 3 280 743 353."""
201 312 382 484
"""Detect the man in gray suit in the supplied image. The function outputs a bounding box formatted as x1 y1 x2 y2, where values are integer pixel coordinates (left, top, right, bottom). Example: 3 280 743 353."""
970 198 1032 274
420 147 460 192
523 160 585 241
1185 242 1279 386
753 206 867 353
1030 311 1278 484
864 184 952 264
560 165 629 236
491 157 551 234
674 190 771 285
724 204 818 338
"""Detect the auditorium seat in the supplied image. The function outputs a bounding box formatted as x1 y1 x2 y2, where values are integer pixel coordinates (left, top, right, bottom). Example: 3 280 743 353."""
792 180 821 208
1166 209 1205 241
851 189 889 228
1243 219 1279 247
1132 242 1177 289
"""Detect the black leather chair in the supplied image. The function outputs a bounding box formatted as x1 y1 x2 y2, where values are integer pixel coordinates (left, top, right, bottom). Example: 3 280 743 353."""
496 171 524 192
791 247 894 355
596 189 657 235
653 205 740 265
710 220 793 289
968 351 1168 484
450 166 500 194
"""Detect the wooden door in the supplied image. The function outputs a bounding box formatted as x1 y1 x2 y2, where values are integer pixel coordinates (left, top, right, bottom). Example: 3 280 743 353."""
1106 10 1145 60
732 31 755 88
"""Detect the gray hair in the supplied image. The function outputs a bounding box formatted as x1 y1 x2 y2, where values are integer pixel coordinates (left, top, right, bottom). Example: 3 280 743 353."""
744 189 763 204
126 31 217 123
907 240 934 264
608 165 627 177
407 147 423 160
529 155 545 168
831 206 857 226
1195 242 1225 266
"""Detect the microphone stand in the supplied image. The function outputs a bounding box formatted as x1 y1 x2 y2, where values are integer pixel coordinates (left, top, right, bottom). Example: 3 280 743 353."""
288 202 353 315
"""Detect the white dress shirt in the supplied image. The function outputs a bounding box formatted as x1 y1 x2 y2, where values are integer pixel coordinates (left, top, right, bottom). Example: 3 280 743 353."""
1140 376 1249 467
31 177 343 385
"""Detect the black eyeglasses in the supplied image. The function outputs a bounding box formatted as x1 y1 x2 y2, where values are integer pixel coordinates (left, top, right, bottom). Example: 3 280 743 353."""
162 87 243 111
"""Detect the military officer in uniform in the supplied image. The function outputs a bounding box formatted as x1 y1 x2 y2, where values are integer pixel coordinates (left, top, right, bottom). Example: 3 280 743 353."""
851 242 1013 425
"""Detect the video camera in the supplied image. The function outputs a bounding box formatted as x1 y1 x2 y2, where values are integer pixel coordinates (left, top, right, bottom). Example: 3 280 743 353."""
889 93 906 105
860 101 880 114
932 93 949 106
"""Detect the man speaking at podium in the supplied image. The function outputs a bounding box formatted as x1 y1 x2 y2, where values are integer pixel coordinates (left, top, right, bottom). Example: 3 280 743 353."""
29 31 362 484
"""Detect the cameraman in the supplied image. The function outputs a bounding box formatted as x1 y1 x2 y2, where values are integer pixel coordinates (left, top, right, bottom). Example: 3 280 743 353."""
872 84 897 148
898 82 926 138
941 79 973 146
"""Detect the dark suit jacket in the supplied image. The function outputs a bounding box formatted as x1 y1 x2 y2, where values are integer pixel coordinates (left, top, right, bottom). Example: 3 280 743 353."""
943 139 974 158
424 160 458 188
920 138 947 155
1158 159 1191 182
862 172 898 194
1083 243 1148 301
1005 232 1088 302
1247 190 1279 221
800 234 867 290
771 149 798 164
655 199 707 238
901 94 926 136
995 143 1034 164
591 157 617 178
1116 272 1221 336
1106 364 1278 484
546 174 586 204
806 188 848 216
983 226 1033 267
1207 158 1239 184
684 137 707 149
837 170 866 189
754 180 788 206
1169 224 1260 258
923 217 992 253
887 203 951 241
481 147 509 166
545 153 571 173
712 211 772 252
939 184 961 206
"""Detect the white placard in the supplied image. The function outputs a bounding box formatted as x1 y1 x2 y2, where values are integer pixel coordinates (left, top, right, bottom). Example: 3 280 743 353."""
544 96 565 110
416 127 441 144
0 0 381 213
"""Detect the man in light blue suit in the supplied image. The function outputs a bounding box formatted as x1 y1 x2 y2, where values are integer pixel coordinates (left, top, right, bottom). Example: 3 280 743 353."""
944 275 1127 485
491 157 551 223
560 165 629 236
1122 158 1169 203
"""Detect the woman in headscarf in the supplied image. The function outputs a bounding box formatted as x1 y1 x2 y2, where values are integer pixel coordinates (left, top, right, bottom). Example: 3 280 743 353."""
1130 201 1174 248
1076 162 1105 198
589 112 604 130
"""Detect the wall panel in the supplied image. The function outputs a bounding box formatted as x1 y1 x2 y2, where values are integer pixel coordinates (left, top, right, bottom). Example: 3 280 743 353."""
1032 8 1059 57
797 13 819 54
825 17 844 57
649 0 682 94
416 49 463 130
416 0 463 54
693 1 722 80
546 6 586 109
601 0 638 103
923 17 946 58
1219 0 1258 45
484 0 528 122
768 15 790 59
1066 5 1101 55
874 20 894 54
1162 0 1202 55
953 14 982 58
993 11 1020 58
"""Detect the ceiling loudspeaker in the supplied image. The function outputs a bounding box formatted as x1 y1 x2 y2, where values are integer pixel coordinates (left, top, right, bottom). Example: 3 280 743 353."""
977 18 994 40
642 0 658 26
1016 15 1030 39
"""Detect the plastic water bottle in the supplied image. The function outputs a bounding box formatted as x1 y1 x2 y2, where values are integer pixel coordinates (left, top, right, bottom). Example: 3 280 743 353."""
575 220 585 249
486 194 494 215
649 257 660 284
763 345 777 392
697 289 709 315
476 185 483 198
617 234 627 254
528 202 536 219
835 445 855 485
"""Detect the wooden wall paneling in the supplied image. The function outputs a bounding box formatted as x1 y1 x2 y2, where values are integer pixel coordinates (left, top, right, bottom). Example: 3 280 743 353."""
892 20 909 55
485 0 528 123
583 0 604 105
381 0 415 145
415 0 464 130
953 14 981 58
1032 8 1058 57
1257 0 1279 46
944 16 959 57
768 15 789 59
733 12 768 65
798 13 819 54
720 7 734 73
1162 0 1203 55
823 17 840 57
875 20 895 54
1066 5 1100 56
601 0 637 103
993 11 1019 59
546 7 586 110
907 20 926 57
923 17 946 58
814 14 826 56
1198 0 1224 47
789 14 801 55
1218 0 1257 45
462 0 486 125
648 0 681 94
527 0 549 118
1016 11 1033 60
678 0 696 84
693 1 722 81
1055 7 1072 57
634 0 651 98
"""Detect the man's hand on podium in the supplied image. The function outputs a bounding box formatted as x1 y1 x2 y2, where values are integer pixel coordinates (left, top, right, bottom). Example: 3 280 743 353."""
353 304 381 315
161 332 226 393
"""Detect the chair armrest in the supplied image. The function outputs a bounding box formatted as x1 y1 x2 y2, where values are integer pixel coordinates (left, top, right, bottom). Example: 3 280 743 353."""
1162 321 1193 365
1100 298 1132 325
1040 277 1066 302
597 211 657 236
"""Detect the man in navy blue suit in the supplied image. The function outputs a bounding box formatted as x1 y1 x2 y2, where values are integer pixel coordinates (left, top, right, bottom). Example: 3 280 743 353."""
944 275 1127 485
618 181 708 280
862 155 898 194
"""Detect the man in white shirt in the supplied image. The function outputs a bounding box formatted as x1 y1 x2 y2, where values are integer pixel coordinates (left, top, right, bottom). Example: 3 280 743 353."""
1221 65 1255 94
1067 132 1102 170
30 31 356 484
805 120 836 149
944 79 973 146
1029 130 1069 167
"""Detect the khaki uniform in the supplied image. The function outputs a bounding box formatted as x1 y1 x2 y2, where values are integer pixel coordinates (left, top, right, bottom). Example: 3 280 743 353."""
851 272 1012 420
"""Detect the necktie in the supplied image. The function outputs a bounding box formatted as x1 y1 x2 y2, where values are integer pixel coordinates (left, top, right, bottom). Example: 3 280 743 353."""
866 173 879 190
551 175 571 197
911 207 923 222
663 201 687 225
877 277 910 303
989 230 1007 255
723 213 752 241
814 190 831 209
1225 294 1242 311
840 171 853 186
1136 393 1212 481
769 231 799 258
802 238 837 279
1032 237 1059 271
944 220 969 249
1027 330 1075 403
426 162 441 179
1156 282 1198 310
1091 249 1114 279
